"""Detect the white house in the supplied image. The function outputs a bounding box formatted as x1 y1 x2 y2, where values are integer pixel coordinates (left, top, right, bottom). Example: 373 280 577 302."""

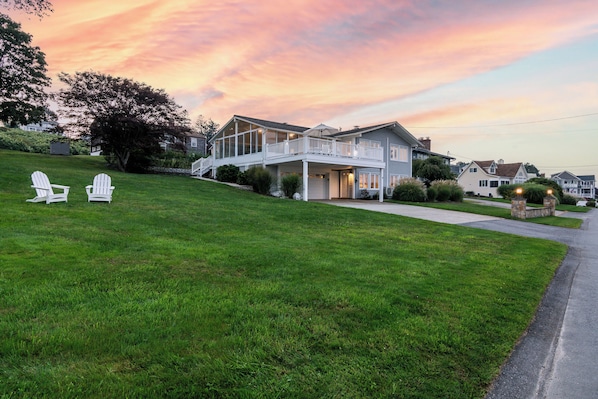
457 160 529 197
192 115 423 202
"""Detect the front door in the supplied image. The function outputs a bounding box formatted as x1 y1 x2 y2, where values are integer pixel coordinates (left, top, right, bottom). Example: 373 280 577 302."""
339 171 354 199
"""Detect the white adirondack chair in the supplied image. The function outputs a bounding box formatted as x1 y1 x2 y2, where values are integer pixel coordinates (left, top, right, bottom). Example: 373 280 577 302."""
26 171 70 204
86 173 115 202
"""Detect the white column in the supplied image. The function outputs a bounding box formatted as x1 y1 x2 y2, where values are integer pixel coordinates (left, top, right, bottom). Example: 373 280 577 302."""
303 160 309 201
379 167 384 203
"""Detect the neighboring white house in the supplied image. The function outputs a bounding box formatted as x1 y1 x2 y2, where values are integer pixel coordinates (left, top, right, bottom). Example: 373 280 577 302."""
192 115 423 201
551 171 596 199
457 160 529 197
19 120 58 132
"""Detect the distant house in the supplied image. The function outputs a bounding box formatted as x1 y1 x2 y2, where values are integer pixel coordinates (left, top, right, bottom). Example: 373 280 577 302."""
161 132 207 155
412 137 454 166
457 159 529 197
551 171 596 199
19 121 58 132
193 115 422 201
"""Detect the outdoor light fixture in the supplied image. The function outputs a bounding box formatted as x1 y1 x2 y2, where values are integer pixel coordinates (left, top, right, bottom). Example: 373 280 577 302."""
516 188 523 196
547 189 553 196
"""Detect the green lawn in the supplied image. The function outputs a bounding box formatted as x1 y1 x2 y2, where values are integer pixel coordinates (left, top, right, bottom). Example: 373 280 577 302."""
392 200 584 229
0 150 567 398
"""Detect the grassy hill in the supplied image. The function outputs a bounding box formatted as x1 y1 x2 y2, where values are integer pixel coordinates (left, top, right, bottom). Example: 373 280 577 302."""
0 150 566 398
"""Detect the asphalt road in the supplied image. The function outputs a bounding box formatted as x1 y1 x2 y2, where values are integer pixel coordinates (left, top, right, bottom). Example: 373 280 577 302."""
323 200 597 398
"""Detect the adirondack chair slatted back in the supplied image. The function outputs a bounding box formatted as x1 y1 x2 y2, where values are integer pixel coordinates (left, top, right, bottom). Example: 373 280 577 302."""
86 173 114 202
93 173 112 194
31 171 54 196
28 171 69 203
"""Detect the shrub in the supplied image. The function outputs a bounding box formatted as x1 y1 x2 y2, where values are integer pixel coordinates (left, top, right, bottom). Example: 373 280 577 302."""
392 177 426 202
245 166 273 195
522 183 549 204
430 180 464 202
527 177 563 201
436 185 451 202
360 189 371 200
280 174 301 198
0 128 89 155
587 200 596 208
427 186 438 202
237 170 250 185
152 150 203 169
497 184 518 199
561 194 577 205
216 164 240 183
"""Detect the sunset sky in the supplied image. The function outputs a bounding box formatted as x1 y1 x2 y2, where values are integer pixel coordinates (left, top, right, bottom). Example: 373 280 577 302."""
7 0 598 176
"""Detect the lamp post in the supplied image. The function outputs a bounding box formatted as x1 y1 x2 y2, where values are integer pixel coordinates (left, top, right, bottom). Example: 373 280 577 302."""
544 188 556 216
511 187 526 219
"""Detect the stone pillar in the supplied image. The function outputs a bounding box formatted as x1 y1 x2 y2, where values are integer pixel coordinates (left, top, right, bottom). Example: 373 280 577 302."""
511 196 527 219
544 195 556 216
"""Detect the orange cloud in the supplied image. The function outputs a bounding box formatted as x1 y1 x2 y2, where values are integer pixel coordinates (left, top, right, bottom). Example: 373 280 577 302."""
13 0 598 130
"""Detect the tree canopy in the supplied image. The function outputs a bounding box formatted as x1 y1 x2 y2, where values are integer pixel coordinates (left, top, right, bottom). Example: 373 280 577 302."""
0 13 50 127
412 156 454 186
194 114 219 152
1 0 53 17
54 71 191 172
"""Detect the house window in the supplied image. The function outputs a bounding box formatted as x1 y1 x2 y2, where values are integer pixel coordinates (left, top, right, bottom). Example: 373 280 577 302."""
500 180 510 186
398 146 408 162
389 144 408 162
490 181 499 187
360 139 381 148
190 137 198 148
359 172 380 189
390 144 399 161
470 167 477 173
390 174 409 188
479 180 488 187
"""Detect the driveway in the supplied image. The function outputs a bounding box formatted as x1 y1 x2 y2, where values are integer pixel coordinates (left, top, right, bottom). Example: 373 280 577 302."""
323 200 597 399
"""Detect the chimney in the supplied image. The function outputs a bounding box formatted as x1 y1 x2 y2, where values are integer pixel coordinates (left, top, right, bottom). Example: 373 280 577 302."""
498 159 504 165
419 137 431 150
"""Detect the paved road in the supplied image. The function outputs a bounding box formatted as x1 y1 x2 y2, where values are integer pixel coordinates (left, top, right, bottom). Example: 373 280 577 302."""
323 200 597 398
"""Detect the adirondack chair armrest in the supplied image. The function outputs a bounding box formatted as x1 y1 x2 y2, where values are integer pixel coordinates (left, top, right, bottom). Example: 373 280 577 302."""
85 184 92 194
31 184 51 193
50 184 70 193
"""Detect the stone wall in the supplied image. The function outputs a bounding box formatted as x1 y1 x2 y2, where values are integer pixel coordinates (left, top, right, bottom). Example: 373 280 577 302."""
511 196 556 219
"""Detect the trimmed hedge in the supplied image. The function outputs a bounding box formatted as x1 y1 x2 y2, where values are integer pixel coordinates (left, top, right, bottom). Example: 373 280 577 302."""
216 164 240 183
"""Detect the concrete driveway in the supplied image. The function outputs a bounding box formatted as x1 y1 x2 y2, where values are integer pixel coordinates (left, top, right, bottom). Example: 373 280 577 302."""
323 200 597 399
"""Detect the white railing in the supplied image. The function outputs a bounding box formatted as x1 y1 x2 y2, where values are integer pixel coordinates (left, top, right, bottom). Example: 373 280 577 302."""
266 137 383 161
191 156 213 176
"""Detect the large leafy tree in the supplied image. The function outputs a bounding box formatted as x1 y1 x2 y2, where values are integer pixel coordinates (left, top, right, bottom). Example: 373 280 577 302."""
412 156 454 186
0 12 50 127
54 71 191 172
1 0 53 17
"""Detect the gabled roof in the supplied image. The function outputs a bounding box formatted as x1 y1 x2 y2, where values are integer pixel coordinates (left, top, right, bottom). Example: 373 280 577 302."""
212 115 310 142
496 162 524 178
233 115 309 133
551 171 580 181
474 160 495 170
329 121 422 147
459 160 524 179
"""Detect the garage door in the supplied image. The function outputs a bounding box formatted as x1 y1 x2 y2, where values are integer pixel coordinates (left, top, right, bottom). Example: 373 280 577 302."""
308 174 328 200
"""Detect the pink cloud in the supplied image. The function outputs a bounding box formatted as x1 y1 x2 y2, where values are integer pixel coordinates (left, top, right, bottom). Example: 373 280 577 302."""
13 0 598 128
